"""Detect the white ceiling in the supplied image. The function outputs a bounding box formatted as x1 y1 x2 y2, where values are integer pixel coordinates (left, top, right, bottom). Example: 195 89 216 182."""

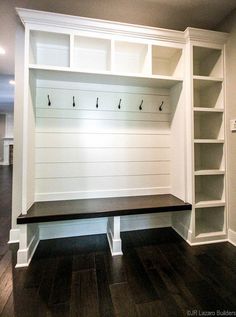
0 0 236 111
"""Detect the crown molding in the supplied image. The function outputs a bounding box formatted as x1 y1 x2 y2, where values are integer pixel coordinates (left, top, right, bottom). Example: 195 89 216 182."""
185 27 228 45
16 7 186 44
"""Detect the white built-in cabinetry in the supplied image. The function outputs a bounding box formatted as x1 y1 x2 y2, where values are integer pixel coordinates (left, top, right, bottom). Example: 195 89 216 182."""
12 8 229 267
188 37 227 242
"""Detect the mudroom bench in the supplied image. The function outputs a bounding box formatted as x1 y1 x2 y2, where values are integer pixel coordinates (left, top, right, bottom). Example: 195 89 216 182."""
17 194 191 258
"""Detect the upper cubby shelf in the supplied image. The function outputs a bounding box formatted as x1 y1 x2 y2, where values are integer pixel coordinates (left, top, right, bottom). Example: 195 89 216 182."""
193 46 223 78
152 46 183 77
28 30 184 86
29 31 70 67
74 36 111 72
114 41 149 75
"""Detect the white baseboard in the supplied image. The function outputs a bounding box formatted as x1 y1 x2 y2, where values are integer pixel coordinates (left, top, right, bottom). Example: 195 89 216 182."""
172 221 192 244
35 187 170 201
8 228 20 244
228 229 236 246
16 231 39 268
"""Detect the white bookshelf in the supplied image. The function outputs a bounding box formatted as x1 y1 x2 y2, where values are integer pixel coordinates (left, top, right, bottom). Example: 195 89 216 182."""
192 43 227 243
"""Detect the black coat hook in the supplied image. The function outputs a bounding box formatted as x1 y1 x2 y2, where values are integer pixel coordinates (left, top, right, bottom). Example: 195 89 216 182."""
73 96 75 107
118 99 122 109
47 95 51 106
159 101 164 111
139 99 143 111
96 97 99 108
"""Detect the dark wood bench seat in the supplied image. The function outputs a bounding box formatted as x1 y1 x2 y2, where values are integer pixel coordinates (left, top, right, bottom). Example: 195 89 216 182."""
17 194 192 224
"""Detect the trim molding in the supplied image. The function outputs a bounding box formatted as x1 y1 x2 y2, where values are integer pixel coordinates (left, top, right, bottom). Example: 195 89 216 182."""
228 229 236 246
107 231 123 256
9 228 20 244
16 8 185 44
185 27 228 44
16 231 39 268
172 221 192 245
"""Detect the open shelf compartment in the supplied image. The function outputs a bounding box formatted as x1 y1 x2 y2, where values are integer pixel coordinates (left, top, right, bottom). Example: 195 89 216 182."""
74 36 111 72
29 30 70 67
194 143 224 172
194 79 223 109
195 174 225 205
193 46 223 77
152 46 183 77
194 111 224 140
195 207 225 237
114 41 149 74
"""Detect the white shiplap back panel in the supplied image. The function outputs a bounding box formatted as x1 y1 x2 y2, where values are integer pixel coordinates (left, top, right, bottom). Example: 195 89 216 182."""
35 83 171 200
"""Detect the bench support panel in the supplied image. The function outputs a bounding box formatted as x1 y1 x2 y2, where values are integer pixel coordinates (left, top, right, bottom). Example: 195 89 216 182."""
107 216 123 256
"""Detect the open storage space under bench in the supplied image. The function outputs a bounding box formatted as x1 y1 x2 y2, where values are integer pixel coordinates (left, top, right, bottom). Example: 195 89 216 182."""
17 194 191 224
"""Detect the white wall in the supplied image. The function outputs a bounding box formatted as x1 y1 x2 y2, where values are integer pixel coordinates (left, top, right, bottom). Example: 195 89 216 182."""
5 113 14 137
0 114 5 161
218 9 236 234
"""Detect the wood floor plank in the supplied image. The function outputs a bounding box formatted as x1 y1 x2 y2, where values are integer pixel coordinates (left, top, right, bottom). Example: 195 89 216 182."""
110 282 139 317
13 267 49 317
104 253 127 285
123 249 159 304
138 246 201 311
72 253 95 272
0 293 14 317
70 269 99 317
173 241 236 303
0 264 12 315
38 257 58 304
95 253 115 317
136 300 168 317
49 256 72 306
0 250 11 279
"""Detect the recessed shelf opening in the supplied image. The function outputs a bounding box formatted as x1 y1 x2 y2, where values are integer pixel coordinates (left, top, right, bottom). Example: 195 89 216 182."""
194 111 224 140
194 80 223 109
114 41 149 74
193 46 223 77
195 207 225 236
74 36 111 72
29 31 70 67
195 174 224 204
194 143 224 171
152 46 183 77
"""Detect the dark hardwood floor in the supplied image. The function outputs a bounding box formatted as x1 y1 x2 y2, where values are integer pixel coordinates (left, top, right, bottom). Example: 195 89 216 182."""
1 166 236 316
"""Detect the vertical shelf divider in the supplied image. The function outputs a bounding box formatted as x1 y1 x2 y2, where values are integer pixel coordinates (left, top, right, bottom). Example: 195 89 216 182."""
70 34 74 69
